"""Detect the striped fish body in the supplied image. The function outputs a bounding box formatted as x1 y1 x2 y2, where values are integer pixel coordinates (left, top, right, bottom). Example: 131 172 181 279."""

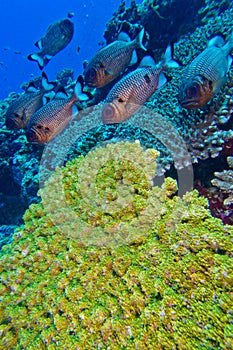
84 29 145 88
102 65 166 124
39 19 74 56
28 19 74 70
5 90 44 130
179 33 233 109
26 96 78 144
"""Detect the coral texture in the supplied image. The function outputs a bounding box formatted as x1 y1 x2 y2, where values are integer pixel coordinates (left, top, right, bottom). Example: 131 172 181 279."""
0 142 232 349
1 1 233 229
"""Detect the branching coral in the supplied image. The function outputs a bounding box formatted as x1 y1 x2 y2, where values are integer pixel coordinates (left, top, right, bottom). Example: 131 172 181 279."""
0 142 232 349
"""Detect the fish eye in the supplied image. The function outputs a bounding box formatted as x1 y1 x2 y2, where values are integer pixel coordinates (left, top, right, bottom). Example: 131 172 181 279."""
102 105 115 120
118 97 124 103
186 83 199 98
13 113 21 119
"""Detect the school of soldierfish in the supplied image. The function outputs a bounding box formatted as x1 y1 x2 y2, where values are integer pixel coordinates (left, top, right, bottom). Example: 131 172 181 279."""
4 16 233 144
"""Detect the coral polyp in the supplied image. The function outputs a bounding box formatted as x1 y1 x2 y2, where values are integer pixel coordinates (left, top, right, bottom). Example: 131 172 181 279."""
0 142 232 349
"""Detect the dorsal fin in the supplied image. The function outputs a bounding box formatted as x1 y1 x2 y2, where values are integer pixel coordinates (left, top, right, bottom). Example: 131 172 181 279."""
139 55 157 67
74 75 93 101
208 35 225 48
118 32 131 42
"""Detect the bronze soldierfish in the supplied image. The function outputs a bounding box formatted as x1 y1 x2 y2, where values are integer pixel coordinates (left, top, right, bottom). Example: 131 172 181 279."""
28 18 74 70
26 78 89 144
84 28 146 88
178 32 233 109
102 46 178 124
5 73 55 130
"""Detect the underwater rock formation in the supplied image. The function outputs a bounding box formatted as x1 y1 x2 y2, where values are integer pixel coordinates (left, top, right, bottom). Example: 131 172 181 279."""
0 142 232 349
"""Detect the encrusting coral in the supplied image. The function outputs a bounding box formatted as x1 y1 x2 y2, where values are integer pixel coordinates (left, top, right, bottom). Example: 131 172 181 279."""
0 142 232 349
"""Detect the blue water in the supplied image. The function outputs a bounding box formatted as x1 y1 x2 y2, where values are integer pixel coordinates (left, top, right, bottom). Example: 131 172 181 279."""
0 0 134 100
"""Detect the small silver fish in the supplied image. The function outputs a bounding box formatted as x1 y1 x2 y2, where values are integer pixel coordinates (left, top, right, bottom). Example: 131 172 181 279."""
84 28 146 88
102 47 178 124
28 18 74 70
5 73 55 130
26 79 90 144
178 32 233 109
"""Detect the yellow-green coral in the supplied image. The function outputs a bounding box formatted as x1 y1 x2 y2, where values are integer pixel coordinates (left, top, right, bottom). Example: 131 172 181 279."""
40 141 162 247
0 141 233 349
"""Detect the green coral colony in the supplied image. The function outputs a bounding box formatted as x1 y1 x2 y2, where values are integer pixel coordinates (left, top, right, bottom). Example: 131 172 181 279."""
0 142 233 349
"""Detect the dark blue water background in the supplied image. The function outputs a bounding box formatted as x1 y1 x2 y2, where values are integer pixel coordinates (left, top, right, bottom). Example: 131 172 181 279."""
0 0 137 100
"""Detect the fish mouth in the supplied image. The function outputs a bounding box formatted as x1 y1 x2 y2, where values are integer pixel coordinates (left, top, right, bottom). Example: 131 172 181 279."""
180 99 200 110
5 118 21 130
178 94 200 110
26 128 44 144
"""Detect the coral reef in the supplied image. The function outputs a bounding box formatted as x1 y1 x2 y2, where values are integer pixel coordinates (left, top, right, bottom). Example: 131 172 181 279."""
0 142 232 349
104 0 233 164
104 0 230 50
200 156 233 225
0 68 75 227
103 0 233 225
0 101 41 224
0 1 233 242
212 156 233 204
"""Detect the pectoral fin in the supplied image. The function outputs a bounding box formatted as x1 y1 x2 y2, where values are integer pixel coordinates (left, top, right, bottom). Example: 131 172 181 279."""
105 68 113 76
35 39 43 49
212 76 227 94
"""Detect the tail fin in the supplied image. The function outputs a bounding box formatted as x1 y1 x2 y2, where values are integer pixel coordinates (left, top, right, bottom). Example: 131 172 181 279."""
41 71 57 91
43 87 68 104
27 53 52 70
134 28 147 51
25 72 56 93
224 31 233 56
129 28 147 65
162 45 179 68
74 75 94 101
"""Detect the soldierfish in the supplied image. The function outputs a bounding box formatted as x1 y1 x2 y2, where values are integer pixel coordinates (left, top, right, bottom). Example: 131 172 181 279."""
5 72 56 130
84 28 146 88
28 18 74 70
178 32 233 109
26 78 90 144
102 46 178 124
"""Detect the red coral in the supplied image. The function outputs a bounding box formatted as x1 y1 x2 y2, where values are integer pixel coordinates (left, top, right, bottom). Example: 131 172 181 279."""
196 182 233 225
